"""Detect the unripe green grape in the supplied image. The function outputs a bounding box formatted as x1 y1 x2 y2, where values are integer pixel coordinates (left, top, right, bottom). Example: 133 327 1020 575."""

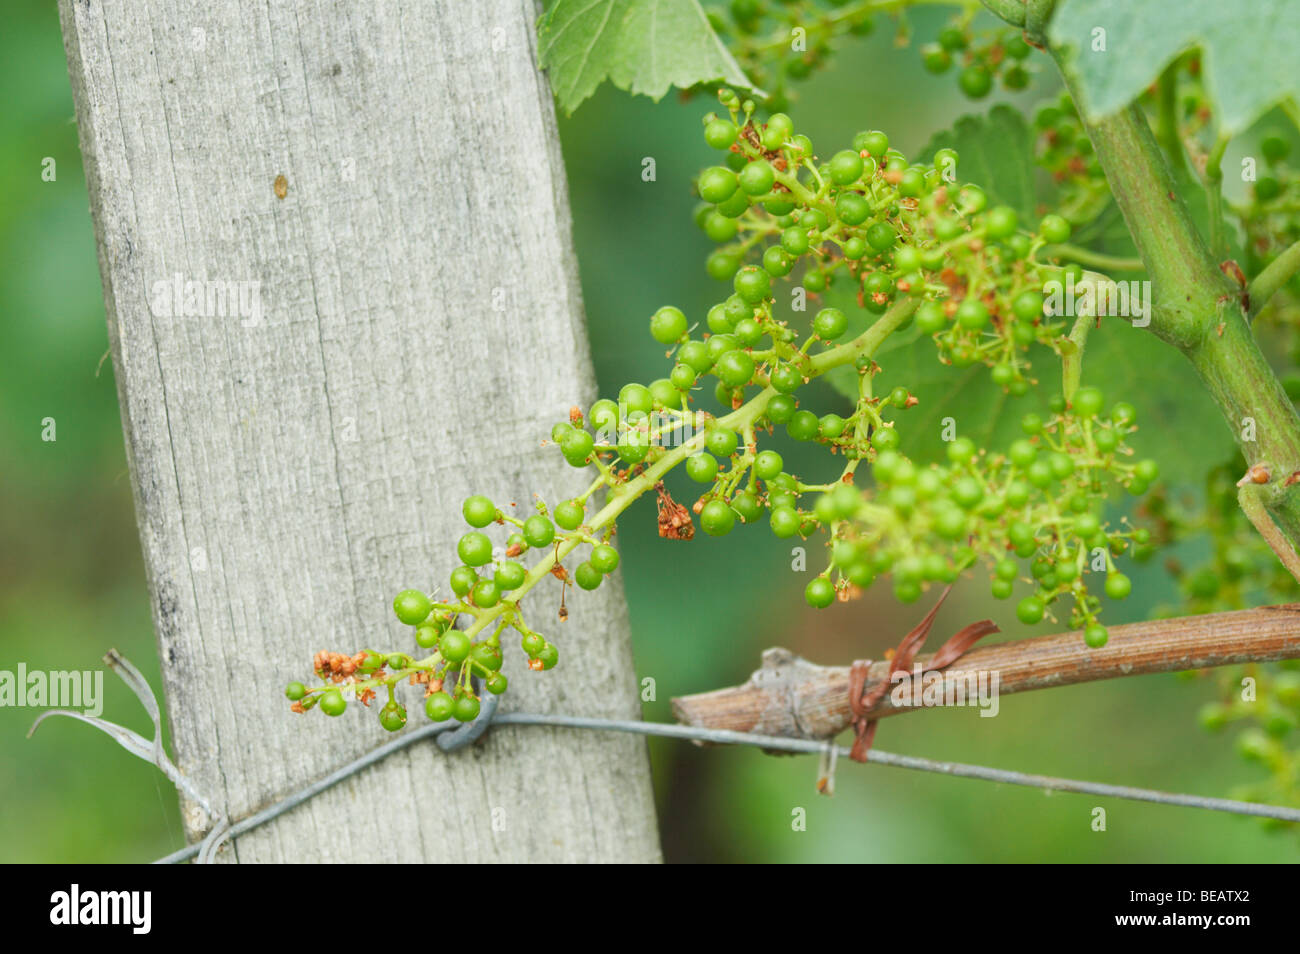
485 672 508 695
703 212 738 242
698 166 738 203
991 578 1014 600
554 499 584 530
766 394 797 424
589 399 619 433
495 560 527 591
320 689 347 717
450 565 478 597
1016 596 1045 624
813 307 848 340
836 192 871 226
686 452 720 483
1255 177 1281 201
704 118 737 150
1071 386 1104 418
752 449 783 480
866 222 896 251
707 334 740 364
950 476 984 509
457 532 493 567
840 236 867 260
620 383 654 416
893 245 922 273
956 299 989 329
898 168 926 198
762 113 794 150
946 436 976 464
819 414 846 439
716 350 756 387
379 701 407 732
934 506 968 540
670 363 697 391
739 159 776 195
706 303 733 335
415 622 442 648
452 694 481 723
574 561 603 591
851 129 888 158
716 189 750 218
1002 65 1029 90
872 426 901 451
787 410 820 441
551 422 574 443
1104 573 1132 600
393 589 432 625
1039 214 1070 244
734 266 771 304
984 205 1018 240
1008 439 1037 469
523 515 555 548
1110 402 1137 427
915 301 946 333
725 150 747 172
561 428 595 466
1134 459 1159 483
921 43 951 73
679 340 714 374
700 499 737 536
805 576 836 609
650 306 689 344
1083 624 1108 648
781 227 811 256
762 245 794 277
536 643 559 670
770 505 801 538
422 691 453 721
590 544 620 574
471 578 501 608
715 380 739 407
959 64 993 98
1048 452 1075 480
829 149 865 185
803 270 826 292
1013 291 1044 322
732 491 762 523
439 630 471 663
285 681 307 701
462 495 497 528
770 363 803 394
707 428 739 458
649 378 681 409
958 185 987 214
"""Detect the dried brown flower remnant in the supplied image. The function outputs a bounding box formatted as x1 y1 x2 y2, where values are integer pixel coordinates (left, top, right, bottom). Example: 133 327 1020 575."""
273 174 288 199
656 482 694 540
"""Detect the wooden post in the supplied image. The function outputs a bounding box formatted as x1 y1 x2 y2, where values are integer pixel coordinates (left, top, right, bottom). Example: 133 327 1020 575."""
60 0 660 862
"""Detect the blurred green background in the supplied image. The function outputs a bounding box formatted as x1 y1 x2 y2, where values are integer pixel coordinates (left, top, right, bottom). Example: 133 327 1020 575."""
2 0 1293 862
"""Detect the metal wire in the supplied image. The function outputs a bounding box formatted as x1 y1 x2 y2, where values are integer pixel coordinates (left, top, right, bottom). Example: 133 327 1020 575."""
153 709 1300 864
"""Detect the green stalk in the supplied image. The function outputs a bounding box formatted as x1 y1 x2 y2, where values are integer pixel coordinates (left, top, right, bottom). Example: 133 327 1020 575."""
1045 52 1300 547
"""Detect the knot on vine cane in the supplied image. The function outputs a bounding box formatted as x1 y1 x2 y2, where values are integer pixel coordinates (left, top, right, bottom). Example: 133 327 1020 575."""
848 584 1000 763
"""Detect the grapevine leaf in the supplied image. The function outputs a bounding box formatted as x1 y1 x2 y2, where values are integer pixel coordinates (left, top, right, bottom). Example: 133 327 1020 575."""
917 105 1044 222
1049 0 1300 135
537 0 756 115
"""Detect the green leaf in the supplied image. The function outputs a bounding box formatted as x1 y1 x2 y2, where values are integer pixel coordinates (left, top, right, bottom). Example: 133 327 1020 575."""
917 104 1044 221
1049 0 1300 135
538 0 756 115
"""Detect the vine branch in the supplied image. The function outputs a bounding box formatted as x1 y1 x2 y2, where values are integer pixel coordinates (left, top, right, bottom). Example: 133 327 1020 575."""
672 604 1300 739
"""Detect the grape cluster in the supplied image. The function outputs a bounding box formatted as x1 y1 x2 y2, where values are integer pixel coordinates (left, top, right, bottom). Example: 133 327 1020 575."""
918 20 1037 99
286 491 617 730
286 94 1156 729
705 0 876 110
1033 92 1110 227
695 89 1083 392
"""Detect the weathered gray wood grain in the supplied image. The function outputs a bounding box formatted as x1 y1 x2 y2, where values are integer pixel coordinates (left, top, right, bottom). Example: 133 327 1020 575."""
60 0 661 862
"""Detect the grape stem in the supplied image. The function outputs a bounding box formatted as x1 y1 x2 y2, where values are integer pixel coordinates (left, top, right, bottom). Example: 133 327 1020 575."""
1248 236 1300 317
